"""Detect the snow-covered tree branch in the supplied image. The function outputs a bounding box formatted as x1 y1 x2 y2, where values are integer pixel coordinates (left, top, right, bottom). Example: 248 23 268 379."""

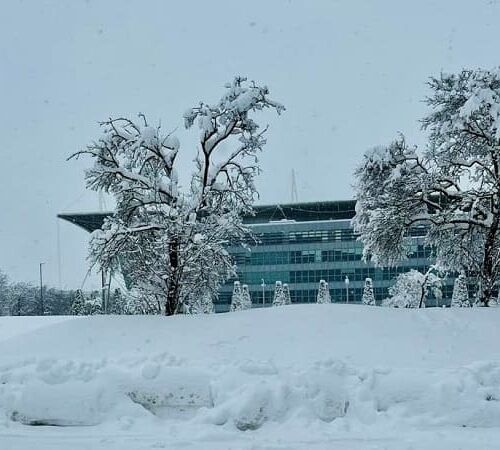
384 267 442 309
353 68 500 305
71 77 284 315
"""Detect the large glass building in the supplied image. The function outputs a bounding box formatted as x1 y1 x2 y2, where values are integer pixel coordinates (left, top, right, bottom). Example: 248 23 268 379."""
217 200 453 312
59 200 454 313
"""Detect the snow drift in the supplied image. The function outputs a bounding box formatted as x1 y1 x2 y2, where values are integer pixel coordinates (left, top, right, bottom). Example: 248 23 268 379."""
0 305 499 448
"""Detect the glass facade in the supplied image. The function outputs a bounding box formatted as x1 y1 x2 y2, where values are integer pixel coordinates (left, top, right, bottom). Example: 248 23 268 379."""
58 200 455 313
217 201 453 312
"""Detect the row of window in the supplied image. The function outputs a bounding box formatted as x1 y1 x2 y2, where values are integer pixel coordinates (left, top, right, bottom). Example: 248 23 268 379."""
237 271 291 284
232 245 432 267
237 229 358 246
233 264 439 286
289 229 357 243
289 266 431 283
235 226 428 246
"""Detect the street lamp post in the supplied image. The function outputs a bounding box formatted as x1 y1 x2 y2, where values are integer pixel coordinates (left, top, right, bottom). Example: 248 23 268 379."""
39 262 45 315
345 276 350 304
261 279 265 307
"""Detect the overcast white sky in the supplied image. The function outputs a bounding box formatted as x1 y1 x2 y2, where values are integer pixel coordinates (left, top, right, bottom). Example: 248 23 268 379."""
1 0 500 289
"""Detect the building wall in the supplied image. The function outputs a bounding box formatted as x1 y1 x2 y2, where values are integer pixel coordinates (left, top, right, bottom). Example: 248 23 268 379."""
58 201 456 313
217 218 453 312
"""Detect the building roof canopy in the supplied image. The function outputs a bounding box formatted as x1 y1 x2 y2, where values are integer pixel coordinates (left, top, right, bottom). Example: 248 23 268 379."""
58 200 356 232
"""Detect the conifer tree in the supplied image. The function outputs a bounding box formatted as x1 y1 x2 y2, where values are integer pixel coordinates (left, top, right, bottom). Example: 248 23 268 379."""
282 283 292 305
230 281 244 312
273 281 286 306
325 282 332 303
108 288 125 314
71 289 86 316
241 284 253 310
317 279 331 304
362 278 376 306
85 291 102 315
451 274 470 307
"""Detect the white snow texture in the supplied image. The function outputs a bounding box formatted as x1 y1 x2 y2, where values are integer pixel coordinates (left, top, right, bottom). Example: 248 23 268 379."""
0 306 499 449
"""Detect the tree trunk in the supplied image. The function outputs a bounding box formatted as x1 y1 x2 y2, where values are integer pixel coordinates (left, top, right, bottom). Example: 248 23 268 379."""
478 216 499 306
418 284 426 309
165 240 180 316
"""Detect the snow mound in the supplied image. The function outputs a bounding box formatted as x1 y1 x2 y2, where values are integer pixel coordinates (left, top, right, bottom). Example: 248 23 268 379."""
0 305 499 447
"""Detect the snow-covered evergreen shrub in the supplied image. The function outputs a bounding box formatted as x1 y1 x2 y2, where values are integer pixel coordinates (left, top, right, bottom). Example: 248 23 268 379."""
71 290 86 315
241 284 253 310
451 274 470 307
387 272 423 308
282 283 292 305
70 290 102 315
84 292 102 315
317 280 331 304
362 278 376 306
326 282 332 303
230 281 244 312
108 288 125 314
273 281 286 306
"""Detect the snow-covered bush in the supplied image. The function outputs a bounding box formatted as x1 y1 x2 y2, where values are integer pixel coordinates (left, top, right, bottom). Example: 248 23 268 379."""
187 291 214 314
70 290 86 315
451 274 470 307
71 77 284 315
2 281 40 316
70 290 102 315
273 281 286 307
361 278 376 306
107 287 163 315
316 280 331 304
282 283 292 305
241 284 253 310
386 268 441 308
386 271 422 308
84 292 102 315
107 289 123 314
0 270 8 315
230 283 252 312
230 281 244 312
121 289 152 315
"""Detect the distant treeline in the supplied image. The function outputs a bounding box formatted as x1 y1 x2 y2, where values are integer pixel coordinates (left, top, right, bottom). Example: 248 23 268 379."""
0 269 118 316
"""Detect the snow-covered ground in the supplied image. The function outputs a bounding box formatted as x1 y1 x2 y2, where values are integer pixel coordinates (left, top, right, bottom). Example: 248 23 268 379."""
0 305 499 449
